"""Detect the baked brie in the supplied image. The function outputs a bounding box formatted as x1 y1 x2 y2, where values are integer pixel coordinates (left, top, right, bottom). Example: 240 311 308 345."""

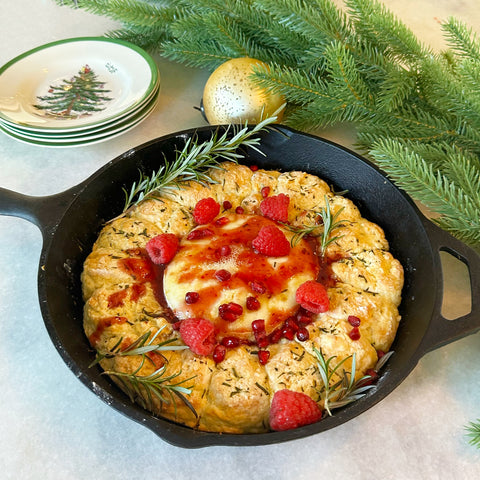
81 161 403 433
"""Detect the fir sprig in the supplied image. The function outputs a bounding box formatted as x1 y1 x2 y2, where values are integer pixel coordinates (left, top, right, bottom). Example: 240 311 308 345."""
466 419 480 449
123 110 283 212
56 0 480 246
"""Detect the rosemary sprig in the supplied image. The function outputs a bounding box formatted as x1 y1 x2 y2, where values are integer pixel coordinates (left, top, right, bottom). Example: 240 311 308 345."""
91 327 195 416
318 197 347 255
281 196 347 253
89 327 188 368
282 222 321 247
314 347 393 416
104 356 197 417
466 419 480 449
122 107 284 212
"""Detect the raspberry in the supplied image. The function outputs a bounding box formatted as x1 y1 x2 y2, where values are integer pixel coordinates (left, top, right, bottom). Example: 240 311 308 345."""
260 193 289 223
145 233 179 265
269 389 323 431
192 197 220 224
295 280 329 313
252 225 290 257
179 318 216 356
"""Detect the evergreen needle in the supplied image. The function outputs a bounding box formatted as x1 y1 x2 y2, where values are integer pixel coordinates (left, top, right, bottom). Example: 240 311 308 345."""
466 419 480 449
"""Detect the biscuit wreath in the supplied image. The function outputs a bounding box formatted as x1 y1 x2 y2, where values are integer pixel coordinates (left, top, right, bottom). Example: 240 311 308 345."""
81 160 404 434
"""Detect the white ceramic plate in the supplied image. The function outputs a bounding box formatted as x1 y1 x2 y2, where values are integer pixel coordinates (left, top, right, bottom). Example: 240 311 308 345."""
3 78 160 139
0 37 158 132
0 88 160 148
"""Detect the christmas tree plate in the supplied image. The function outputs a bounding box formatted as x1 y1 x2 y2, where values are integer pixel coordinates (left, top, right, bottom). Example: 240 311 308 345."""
0 37 159 132
2 78 160 140
0 85 160 147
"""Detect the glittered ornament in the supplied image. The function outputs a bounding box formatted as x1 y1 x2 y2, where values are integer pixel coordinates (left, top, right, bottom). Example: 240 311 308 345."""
202 57 285 124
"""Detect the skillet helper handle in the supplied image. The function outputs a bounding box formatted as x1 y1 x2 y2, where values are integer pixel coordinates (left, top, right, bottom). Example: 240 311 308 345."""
420 219 480 354
0 187 42 226
0 185 81 233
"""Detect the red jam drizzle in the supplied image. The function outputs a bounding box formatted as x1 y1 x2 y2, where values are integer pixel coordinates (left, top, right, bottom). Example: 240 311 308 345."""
169 214 325 342
93 213 342 362
89 315 127 347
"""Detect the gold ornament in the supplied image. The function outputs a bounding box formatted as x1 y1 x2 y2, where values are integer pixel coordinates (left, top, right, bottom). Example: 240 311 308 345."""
202 57 285 124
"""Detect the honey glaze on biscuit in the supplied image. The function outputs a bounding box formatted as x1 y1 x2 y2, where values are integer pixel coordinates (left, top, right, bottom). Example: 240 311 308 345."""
164 213 320 339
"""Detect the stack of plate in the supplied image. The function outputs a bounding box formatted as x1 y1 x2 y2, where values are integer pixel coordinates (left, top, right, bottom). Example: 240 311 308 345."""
0 37 160 147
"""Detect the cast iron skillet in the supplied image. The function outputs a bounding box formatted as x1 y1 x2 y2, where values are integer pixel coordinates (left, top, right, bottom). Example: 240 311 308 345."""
1 125 479 448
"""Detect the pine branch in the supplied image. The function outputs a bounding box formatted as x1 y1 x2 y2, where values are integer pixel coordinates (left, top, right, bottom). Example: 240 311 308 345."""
465 419 480 449
442 17 480 62
369 138 480 245
58 0 480 248
345 0 430 64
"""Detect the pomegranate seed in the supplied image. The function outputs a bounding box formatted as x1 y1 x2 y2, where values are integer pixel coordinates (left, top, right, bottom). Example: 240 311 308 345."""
376 349 385 359
252 320 269 348
285 316 299 331
257 336 270 348
249 165 259 171
246 296 261 311
261 186 270 198
296 327 309 341
213 344 226 363
269 328 284 344
223 200 232 210
215 216 230 226
348 315 361 327
172 321 182 331
221 336 240 348
297 314 313 325
219 245 231 257
249 280 267 294
185 291 199 304
187 228 214 240
258 349 270 365
219 302 243 321
358 369 379 387
282 326 295 340
215 269 231 282
235 206 245 214
252 319 265 333
348 326 361 340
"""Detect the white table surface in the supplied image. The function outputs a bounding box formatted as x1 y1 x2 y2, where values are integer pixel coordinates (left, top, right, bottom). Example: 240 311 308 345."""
1 1 479 478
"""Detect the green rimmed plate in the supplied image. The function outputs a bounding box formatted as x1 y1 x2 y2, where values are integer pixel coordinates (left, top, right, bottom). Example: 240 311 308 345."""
0 85 160 148
0 37 159 132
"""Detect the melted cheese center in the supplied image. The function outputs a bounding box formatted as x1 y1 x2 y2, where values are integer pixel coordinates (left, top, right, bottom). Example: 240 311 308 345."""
164 213 319 338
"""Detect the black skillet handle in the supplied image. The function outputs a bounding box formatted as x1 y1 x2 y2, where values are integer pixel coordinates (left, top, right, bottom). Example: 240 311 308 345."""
418 218 480 355
0 185 83 234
